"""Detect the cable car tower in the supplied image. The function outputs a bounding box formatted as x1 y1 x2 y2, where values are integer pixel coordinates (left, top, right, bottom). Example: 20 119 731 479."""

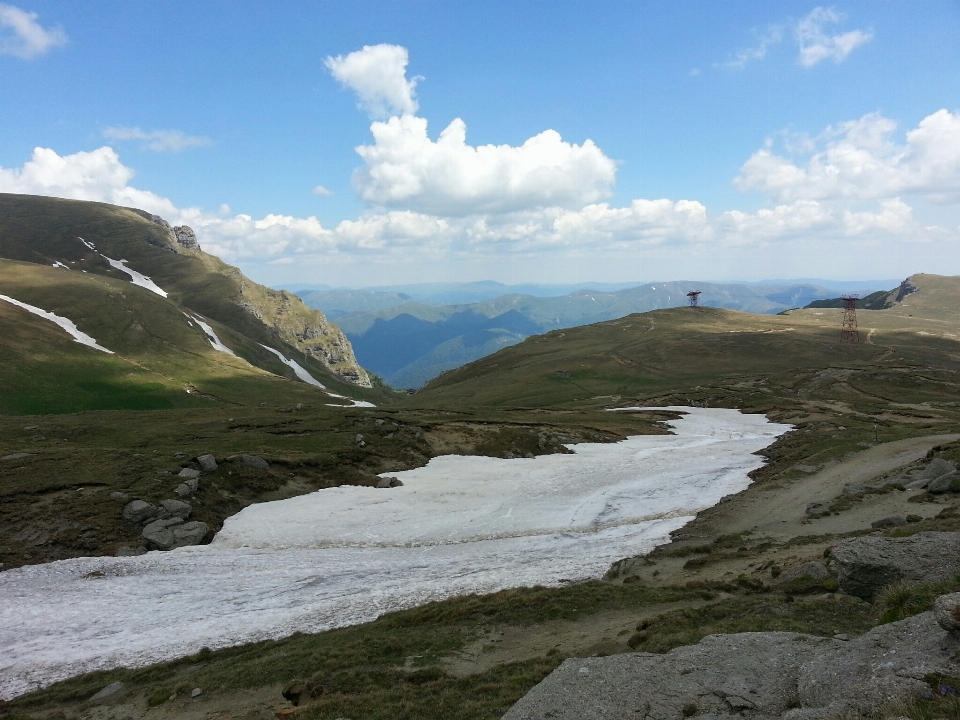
840 295 860 343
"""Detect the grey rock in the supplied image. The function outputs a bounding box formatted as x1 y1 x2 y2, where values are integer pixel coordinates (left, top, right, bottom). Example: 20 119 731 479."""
779 561 830 583
110 491 129 500
196 454 217 472
798 611 960 715
919 457 956 481
89 680 124 701
173 225 200 251
173 452 189 459
122 500 159 524
142 518 208 550
240 454 269 470
1 452 33 461
376 476 403 488
502 632 833 720
934 592 960 635
832 531 960 600
174 483 194 497
870 515 907 528
906 476 931 489
191 687 203 698
178 467 201 479
159 499 192 520
928 470 959 494
841 481 868 496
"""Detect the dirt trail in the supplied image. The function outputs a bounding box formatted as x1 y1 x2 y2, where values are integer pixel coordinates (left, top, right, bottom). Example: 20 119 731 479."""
692 433 959 541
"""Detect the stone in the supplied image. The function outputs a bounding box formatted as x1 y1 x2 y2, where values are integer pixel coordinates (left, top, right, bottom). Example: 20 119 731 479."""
919 457 956 481
934 592 960 635
1 452 33 461
89 681 125 701
502 632 833 720
122 500 159 524
841 482 868 496
178 467 201 479
196 454 218 472
173 452 189 459
110 491 129 499
928 471 959 494
159 499 192 520
906 476 931 489
173 225 200 251
240 454 269 470
376 476 403 489
778 561 830 583
191 687 203 698
798 611 960 715
115 546 147 557
870 515 907 528
832 531 960 600
174 483 193 497
142 518 208 550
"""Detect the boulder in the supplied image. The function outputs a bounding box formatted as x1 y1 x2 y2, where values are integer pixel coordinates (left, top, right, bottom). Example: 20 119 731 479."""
240 454 269 470
779 561 830 583
196 454 218 472
928 470 959 494
832 531 960 600
122 500 159 524
178 467 201 479
798 611 960 715
906 476 931 490
919 457 956 481
142 518 208 550
376 476 403 489
934 592 960 635
502 632 833 720
159 499 192 520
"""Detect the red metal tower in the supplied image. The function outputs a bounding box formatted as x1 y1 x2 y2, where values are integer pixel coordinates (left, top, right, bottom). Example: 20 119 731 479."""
840 295 860 343
687 291 701 308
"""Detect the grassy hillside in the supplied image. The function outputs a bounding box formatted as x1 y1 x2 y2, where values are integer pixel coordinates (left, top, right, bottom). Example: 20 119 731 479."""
0 194 371 389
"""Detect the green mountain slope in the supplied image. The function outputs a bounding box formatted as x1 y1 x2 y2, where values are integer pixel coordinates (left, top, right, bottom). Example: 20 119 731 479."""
0 194 383 413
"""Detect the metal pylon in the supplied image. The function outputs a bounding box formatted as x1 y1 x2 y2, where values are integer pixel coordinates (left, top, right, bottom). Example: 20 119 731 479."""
840 295 860 343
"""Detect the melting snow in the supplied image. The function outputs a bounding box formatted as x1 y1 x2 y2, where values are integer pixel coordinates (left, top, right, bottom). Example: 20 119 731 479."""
0 408 789 698
0 294 113 354
77 237 96 251
187 314 235 355
50 262 70 270
100 255 167 297
260 344 326 388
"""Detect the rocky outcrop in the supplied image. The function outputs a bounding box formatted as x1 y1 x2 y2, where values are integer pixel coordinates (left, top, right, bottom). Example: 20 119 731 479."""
173 225 199 251
128 209 201 253
505 604 960 720
894 277 919 303
831 531 960 600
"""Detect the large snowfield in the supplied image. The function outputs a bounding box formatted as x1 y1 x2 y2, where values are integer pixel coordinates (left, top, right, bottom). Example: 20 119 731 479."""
0 407 790 699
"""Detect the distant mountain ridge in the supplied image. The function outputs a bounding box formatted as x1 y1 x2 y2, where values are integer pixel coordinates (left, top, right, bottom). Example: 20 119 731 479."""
300 279 894 388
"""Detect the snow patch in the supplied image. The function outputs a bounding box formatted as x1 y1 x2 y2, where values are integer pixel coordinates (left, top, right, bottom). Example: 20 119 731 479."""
259 344 326 388
0 295 113 354
0 408 789 698
186 314 235 355
77 237 96 251
99 255 167 297
51 262 70 270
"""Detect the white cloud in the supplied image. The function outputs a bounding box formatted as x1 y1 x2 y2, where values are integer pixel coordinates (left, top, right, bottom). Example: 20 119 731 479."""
102 127 210 153
353 114 617 215
796 7 872 67
0 3 66 59
735 110 960 203
312 185 333 197
325 44 419 118
719 26 783 69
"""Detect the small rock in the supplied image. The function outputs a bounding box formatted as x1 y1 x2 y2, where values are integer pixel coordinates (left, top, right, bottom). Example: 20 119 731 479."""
31 435 46 441
173 452 189 459
110 491 129 500
122 500 159 524
1 452 33 461
870 515 907 528
779 561 830 583
296 403 303 410
355 434 364 443
159 499 192 520
832 634 849 641
928 471 959 494
156 470 172 476
178 467 201 479
240 454 269 470
115 546 147 557
191 687 203 698
23 424 38 430
841 482 868 496
376 476 403 488
374 419 385 426
933 592 960 635
196 454 217 472
89 680 124 701
174 483 193 497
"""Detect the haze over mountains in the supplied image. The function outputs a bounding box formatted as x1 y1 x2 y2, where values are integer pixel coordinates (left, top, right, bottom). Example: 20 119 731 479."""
297 279 896 389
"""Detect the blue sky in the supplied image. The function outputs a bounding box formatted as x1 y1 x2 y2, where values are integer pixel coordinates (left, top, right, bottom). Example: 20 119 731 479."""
2 1 959 287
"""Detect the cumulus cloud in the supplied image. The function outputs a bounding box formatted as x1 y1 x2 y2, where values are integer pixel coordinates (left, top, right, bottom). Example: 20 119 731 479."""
325 44 419 118
353 114 617 215
102 127 211 153
735 110 960 203
719 25 783 69
0 3 66 59
312 185 333 197
796 7 872 67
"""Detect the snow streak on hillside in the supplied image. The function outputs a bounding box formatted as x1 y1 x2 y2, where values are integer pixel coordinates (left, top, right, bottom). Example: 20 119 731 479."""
0 294 114 354
0 408 789 698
